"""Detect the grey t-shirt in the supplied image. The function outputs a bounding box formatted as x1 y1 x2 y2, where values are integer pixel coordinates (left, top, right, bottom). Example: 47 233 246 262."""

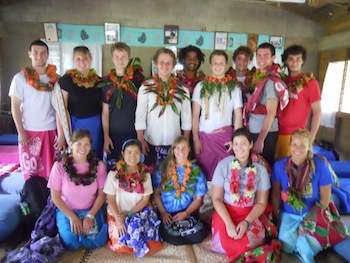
249 79 279 133
211 155 271 207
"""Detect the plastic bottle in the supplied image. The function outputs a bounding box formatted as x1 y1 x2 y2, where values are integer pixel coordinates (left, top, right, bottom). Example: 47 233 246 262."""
19 202 31 216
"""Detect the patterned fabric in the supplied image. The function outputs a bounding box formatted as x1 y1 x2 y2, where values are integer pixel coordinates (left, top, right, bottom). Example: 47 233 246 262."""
108 206 162 257
160 213 209 245
1 195 65 263
299 201 349 249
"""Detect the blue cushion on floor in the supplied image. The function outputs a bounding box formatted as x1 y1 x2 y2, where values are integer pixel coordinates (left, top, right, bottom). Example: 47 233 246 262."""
0 194 23 242
333 221 350 262
0 134 18 145
0 172 25 195
330 161 350 178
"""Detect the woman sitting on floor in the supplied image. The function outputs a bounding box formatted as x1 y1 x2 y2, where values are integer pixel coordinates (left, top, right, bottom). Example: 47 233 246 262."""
211 128 271 261
103 139 162 257
48 129 108 250
153 135 209 245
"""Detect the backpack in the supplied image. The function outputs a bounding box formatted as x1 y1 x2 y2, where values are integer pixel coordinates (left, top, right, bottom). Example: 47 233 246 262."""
20 176 50 231
318 139 340 161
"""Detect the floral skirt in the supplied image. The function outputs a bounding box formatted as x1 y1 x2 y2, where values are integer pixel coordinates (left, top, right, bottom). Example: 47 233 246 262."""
107 206 162 257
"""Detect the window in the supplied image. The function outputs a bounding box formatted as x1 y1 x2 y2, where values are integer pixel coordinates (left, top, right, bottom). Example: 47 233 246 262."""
320 60 350 127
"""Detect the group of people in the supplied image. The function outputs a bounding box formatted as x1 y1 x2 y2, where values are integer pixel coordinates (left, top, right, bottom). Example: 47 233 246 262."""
6 38 350 262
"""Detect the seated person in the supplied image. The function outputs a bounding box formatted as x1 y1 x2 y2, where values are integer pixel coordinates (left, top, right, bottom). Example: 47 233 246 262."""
211 128 270 261
153 136 209 245
48 129 108 250
103 139 162 257
271 129 349 263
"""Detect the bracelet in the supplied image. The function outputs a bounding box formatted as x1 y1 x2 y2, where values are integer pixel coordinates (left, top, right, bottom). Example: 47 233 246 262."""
86 213 95 220
184 210 189 216
244 219 251 227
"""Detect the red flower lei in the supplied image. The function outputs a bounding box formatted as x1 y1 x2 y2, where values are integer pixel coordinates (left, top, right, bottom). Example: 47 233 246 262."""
165 160 200 199
66 69 99 88
144 74 190 117
285 73 314 94
226 67 253 94
22 64 58 92
113 160 148 194
230 158 257 206
200 75 236 100
250 64 285 92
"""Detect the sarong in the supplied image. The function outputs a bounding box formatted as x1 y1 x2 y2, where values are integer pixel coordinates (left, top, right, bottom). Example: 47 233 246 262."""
160 211 209 245
19 130 57 181
196 126 232 180
211 204 265 261
107 206 162 257
71 114 103 159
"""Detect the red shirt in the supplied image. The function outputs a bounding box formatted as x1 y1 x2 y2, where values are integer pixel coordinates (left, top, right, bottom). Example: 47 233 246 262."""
278 74 321 135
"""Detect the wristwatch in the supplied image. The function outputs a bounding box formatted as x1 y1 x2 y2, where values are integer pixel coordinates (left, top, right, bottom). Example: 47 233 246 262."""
86 213 95 220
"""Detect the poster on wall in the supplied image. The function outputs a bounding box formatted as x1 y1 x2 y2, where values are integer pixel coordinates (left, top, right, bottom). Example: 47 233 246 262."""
105 23 120 44
214 32 228 50
164 25 179 45
43 23 58 42
248 34 258 51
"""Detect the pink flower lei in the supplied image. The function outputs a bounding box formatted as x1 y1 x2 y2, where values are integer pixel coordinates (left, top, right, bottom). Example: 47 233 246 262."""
230 158 257 205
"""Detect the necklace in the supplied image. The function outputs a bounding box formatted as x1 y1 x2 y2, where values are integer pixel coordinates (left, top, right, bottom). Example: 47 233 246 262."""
62 155 98 186
230 158 257 205
200 75 236 101
144 74 190 117
66 69 99 88
166 160 200 199
113 160 148 193
285 73 314 94
226 67 253 94
177 70 205 93
22 64 58 92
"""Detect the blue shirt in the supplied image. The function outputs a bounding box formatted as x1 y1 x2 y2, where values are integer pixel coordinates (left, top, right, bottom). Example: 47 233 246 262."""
153 164 207 213
272 156 332 215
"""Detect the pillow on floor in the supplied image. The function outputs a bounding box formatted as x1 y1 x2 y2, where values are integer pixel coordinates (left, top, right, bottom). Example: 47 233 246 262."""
0 194 23 242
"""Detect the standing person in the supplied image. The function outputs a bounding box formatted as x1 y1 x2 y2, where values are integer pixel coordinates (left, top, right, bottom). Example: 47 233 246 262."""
100 42 144 170
153 136 209 245
135 48 191 169
48 129 108 250
211 128 271 261
226 45 254 104
275 45 321 160
9 40 59 180
192 50 243 180
56 46 103 159
271 129 348 263
177 45 205 95
244 42 289 167
103 139 162 257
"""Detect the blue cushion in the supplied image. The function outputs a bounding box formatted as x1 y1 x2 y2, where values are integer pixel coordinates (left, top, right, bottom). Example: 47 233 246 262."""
0 134 18 145
0 194 23 242
330 161 350 178
0 172 25 195
313 146 336 161
333 221 350 262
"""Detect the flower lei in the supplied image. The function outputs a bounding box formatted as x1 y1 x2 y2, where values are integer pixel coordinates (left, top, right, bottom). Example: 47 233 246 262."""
62 155 98 186
165 160 200 199
66 69 99 88
22 64 58 92
281 190 306 215
200 75 236 102
113 160 148 193
96 58 143 109
230 158 257 205
176 70 205 93
285 72 314 94
250 64 285 92
226 67 253 94
144 74 190 117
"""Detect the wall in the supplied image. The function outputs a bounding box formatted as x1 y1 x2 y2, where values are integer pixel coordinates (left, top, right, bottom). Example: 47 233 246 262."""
0 0 324 111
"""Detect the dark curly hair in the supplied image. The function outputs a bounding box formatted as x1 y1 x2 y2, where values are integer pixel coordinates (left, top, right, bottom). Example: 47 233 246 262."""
178 45 205 69
282 45 307 64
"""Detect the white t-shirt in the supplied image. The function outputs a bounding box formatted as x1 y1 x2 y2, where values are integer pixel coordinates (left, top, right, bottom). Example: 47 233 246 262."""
8 71 56 131
103 170 153 213
135 82 192 146
192 81 243 133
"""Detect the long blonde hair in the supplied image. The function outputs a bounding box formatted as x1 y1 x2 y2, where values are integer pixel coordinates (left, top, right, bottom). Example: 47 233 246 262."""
160 136 190 190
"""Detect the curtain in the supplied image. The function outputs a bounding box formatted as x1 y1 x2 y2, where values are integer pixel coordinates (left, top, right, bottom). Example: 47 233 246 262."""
320 61 345 128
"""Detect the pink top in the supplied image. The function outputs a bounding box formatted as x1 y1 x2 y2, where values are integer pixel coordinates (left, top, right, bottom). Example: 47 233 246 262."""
48 160 107 210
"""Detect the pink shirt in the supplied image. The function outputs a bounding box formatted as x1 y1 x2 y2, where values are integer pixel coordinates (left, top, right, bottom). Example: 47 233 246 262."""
48 160 107 210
